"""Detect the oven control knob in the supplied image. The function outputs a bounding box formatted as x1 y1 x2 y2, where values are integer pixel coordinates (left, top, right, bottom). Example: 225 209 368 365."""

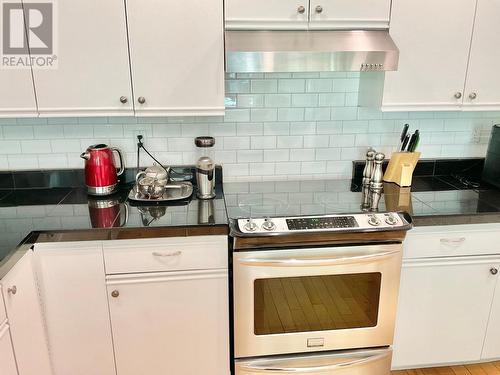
385 215 398 226
244 219 258 232
368 215 381 226
262 219 276 231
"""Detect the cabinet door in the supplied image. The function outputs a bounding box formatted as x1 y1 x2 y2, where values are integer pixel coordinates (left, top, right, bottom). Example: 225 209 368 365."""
108 270 229 375
0 324 18 375
392 256 499 369
1 251 52 375
0 3 37 117
126 0 224 116
462 0 500 111
482 263 500 359
31 0 133 117
382 0 477 112
309 0 390 29
34 242 116 375
225 0 309 30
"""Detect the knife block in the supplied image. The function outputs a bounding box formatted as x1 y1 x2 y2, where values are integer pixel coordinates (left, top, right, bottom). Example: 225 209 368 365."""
383 152 421 187
383 182 413 214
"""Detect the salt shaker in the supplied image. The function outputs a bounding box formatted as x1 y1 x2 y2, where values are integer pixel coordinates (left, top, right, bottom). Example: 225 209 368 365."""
370 152 385 210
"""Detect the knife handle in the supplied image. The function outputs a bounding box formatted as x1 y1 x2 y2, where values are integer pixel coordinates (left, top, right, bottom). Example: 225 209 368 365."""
401 134 410 152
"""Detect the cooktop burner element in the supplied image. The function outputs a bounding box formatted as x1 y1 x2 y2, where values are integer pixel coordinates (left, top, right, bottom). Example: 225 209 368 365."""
236 212 409 235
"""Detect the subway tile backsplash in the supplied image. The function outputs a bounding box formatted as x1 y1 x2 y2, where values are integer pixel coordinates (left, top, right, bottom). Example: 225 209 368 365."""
0 72 498 181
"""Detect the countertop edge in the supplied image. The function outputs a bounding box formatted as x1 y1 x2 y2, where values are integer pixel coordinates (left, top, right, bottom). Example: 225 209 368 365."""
0 224 229 280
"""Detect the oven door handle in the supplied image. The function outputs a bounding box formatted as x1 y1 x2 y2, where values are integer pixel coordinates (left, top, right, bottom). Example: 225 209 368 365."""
236 350 391 373
239 249 400 267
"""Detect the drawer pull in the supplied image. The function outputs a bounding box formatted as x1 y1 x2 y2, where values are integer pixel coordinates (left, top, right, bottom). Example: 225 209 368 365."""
440 237 466 245
152 251 182 257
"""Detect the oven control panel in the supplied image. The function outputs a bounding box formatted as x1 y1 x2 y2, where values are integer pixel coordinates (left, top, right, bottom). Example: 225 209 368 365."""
237 212 408 234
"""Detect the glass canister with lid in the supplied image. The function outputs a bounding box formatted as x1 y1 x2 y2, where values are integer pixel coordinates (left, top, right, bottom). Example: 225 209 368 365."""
195 136 216 199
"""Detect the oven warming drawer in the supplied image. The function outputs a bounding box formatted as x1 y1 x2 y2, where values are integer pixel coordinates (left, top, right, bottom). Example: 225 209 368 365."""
235 348 392 375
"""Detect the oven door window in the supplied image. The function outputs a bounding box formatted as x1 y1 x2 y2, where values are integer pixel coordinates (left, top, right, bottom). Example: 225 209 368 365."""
254 273 381 335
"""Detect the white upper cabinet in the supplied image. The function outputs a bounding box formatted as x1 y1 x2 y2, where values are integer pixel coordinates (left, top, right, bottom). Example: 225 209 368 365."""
225 0 309 30
225 0 390 30
126 0 225 117
1 251 52 375
462 0 500 111
0 71 38 118
382 0 477 111
0 3 37 118
309 0 391 29
31 0 133 117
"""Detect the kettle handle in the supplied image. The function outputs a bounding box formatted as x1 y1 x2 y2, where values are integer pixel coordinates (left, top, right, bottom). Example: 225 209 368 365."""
118 203 129 227
112 148 125 176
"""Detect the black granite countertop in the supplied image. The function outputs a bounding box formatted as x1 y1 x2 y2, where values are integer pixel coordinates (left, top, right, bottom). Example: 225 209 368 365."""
2 162 500 278
223 176 500 226
0 167 228 275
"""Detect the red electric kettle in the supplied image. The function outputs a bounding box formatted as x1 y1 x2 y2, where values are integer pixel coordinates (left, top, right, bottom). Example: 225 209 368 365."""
80 144 124 196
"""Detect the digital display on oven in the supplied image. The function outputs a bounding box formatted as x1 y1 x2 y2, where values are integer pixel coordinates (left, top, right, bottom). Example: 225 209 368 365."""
286 216 359 230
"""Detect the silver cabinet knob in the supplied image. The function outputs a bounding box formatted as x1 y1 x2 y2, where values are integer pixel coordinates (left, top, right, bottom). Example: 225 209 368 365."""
120 96 128 104
315 5 323 13
454 92 462 99
7 286 17 295
111 290 120 298
297 5 306 14
138 96 146 104
491 268 499 275
469 92 477 100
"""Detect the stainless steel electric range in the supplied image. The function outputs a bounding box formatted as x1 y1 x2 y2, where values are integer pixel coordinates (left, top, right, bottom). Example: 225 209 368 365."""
224 180 413 375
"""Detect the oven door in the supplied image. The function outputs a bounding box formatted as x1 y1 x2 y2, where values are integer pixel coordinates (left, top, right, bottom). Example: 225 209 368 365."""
233 243 402 358
235 347 392 375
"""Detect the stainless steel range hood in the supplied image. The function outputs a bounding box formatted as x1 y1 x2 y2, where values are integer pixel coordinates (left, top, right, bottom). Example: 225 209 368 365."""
225 30 399 73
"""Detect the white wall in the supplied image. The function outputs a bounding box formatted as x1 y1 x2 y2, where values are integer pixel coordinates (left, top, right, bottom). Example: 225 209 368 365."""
0 72 496 181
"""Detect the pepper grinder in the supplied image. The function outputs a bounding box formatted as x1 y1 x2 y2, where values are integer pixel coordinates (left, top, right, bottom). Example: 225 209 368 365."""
370 152 385 211
195 136 216 200
361 150 376 210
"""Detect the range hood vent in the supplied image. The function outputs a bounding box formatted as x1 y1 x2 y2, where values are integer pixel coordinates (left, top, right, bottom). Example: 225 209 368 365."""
225 30 399 73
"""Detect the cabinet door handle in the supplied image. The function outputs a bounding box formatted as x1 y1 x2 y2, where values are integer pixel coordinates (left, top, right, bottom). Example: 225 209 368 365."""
454 92 462 99
120 96 128 104
440 237 466 245
152 251 182 257
7 286 17 295
111 290 119 298
315 5 323 13
297 5 306 14
491 268 499 275
469 92 477 100
138 96 146 104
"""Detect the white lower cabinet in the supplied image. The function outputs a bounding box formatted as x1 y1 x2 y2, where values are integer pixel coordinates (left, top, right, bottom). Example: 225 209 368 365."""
34 242 116 375
393 256 499 368
482 263 500 359
0 322 18 375
0 251 52 375
107 269 229 375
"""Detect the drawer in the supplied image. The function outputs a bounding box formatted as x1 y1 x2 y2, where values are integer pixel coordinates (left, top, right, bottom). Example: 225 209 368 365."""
0 287 6 324
103 235 228 274
404 224 500 259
